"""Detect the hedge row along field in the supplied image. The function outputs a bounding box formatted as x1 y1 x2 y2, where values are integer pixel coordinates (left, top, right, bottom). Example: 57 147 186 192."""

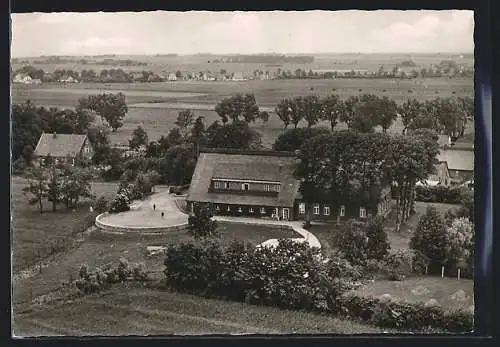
162 238 473 333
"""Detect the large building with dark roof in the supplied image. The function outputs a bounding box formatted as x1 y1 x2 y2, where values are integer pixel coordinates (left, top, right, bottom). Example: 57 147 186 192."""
33 132 94 167
186 148 392 221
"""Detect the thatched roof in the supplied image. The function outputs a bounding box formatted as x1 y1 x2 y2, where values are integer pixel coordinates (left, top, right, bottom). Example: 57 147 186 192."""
187 149 301 207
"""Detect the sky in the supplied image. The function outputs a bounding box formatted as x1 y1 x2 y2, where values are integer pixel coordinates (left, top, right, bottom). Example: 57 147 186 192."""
10 10 474 57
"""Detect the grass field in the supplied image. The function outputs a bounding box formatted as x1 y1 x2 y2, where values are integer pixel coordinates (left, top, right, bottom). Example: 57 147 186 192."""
11 52 473 76
13 286 394 336
10 177 119 273
351 276 474 312
11 79 474 148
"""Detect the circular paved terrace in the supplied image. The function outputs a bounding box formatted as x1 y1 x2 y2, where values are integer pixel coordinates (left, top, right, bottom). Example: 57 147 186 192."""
96 189 188 233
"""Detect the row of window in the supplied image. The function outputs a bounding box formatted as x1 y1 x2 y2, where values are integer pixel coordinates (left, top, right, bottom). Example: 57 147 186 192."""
214 204 267 214
40 157 76 166
298 203 367 218
213 181 280 192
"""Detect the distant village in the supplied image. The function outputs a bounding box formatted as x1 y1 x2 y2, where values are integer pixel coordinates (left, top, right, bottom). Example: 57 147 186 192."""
11 57 473 85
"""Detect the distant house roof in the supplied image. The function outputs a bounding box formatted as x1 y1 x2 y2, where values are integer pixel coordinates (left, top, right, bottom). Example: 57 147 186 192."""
34 133 88 158
187 149 301 208
437 148 474 172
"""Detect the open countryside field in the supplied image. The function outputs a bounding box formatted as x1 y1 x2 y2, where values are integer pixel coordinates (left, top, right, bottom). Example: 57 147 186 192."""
13 286 393 336
12 52 473 76
11 78 474 148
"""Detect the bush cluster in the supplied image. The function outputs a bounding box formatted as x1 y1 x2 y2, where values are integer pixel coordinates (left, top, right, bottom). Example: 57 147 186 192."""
384 249 430 281
415 186 467 204
93 195 110 214
75 258 148 294
164 239 357 312
338 294 473 332
108 184 132 214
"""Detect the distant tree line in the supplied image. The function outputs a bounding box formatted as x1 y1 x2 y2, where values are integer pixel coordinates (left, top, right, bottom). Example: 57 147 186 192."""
274 94 473 140
212 54 314 64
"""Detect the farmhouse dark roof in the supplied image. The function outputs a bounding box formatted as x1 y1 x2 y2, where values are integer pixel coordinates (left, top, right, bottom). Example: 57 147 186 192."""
187 151 301 208
437 148 474 172
34 132 88 158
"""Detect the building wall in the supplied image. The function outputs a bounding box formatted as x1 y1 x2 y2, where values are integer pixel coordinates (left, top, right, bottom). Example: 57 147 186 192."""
294 189 393 222
187 201 293 220
449 169 473 183
81 139 94 160
211 179 280 193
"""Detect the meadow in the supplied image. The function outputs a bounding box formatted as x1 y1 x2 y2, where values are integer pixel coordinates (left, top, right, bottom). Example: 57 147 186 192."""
11 77 474 148
13 286 393 336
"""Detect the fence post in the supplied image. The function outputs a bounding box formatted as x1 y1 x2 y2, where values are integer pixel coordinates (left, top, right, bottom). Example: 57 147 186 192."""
457 268 461 280
441 266 444 278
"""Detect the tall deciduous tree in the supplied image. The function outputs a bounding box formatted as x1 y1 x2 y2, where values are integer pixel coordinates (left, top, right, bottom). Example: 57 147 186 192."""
59 167 94 209
273 127 331 152
128 126 149 151
275 99 292 129
398 98 422 134
340 96 359 129
376 96 398 133
175 110 195 138
321 94 343 131
410 207 448 271
77 93 128 132
207 120 262 150
23 167 48 213
290 96 304 128
301 95 322 128
214 94 265 124
389 132 439 230
87 124 111 165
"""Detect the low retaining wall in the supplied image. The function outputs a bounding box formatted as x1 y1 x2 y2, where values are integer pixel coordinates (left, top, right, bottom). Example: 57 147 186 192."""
95 212 188 235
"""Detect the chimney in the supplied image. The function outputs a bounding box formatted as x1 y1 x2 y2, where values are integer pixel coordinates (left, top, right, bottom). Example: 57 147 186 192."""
53 132 57 138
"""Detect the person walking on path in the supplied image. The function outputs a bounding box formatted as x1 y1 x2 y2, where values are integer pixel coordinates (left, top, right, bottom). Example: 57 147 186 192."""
153 203 156 211
161 212 164 219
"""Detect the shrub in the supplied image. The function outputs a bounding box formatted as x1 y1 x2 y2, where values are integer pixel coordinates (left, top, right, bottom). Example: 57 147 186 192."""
108 193 130 213
75 259 149 294
164 240 225 295
365 216 390 260
163 239 350 313
415 185 466 204
333 220 370 265
410 207 448 273
93 195 109 214
187 203 218 239
338 294 473 332
384 248 430 281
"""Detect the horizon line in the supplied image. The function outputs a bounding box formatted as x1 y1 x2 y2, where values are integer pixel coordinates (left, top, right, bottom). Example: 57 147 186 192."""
11 51 475 59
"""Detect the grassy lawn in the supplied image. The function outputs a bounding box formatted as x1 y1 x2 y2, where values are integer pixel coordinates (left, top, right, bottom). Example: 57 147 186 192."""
13 286 394 336
350 276 474 312
12 220 300 308
11 177 118 273
307 201 460 254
